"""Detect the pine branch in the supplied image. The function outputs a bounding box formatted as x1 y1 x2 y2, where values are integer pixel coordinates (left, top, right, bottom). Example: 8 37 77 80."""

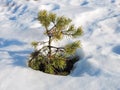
62 31 73 36
65 41 81 54
49 24 56 31
62 27 83 38
48 46 64 50
47 24 57 37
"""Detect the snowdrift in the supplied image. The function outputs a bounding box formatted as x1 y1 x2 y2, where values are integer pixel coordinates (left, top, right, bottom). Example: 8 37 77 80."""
0 0 120 90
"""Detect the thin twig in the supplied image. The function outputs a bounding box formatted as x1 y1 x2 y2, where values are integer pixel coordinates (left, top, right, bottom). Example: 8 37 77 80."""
48 46 64 50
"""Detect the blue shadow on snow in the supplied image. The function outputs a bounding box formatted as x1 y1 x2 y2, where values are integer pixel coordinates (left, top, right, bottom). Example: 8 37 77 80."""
81 1 89 6
112 45 120 55
0 38 25 48
8 50 32 67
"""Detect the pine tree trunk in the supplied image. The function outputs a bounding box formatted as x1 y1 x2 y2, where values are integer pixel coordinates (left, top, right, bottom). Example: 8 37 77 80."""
48 36 52 59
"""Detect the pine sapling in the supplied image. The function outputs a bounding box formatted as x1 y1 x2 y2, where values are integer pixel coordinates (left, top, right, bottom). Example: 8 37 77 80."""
28 10 83 75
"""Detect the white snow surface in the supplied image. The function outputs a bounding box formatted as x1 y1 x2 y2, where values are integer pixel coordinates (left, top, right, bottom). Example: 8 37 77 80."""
0 0 120 90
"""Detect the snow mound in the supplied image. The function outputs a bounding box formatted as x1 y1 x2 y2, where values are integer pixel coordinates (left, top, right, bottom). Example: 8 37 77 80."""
0 0 120 90
71 58 101 76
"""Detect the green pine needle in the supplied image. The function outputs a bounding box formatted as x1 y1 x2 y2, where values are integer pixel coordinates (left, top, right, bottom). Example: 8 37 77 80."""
45 64 54 74
38 10 50 27
72 27 83 38
49 13 56 23
31 41 38 49
56 16 72 30
65 41 81 54
67 24 75 32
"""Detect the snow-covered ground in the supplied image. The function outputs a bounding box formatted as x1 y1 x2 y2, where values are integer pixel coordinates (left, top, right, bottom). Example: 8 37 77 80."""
0 0 120 90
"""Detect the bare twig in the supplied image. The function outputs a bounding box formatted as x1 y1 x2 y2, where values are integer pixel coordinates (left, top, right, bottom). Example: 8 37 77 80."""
48 46 64 50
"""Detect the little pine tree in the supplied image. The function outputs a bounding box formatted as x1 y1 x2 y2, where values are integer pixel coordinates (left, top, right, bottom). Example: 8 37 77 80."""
28 10 83 75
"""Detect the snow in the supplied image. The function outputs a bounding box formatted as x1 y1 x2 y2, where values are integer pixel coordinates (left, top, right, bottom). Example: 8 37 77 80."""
0 0 120 90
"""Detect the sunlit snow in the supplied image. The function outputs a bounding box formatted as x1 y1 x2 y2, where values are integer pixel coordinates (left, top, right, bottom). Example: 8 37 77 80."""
0 0 120 90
